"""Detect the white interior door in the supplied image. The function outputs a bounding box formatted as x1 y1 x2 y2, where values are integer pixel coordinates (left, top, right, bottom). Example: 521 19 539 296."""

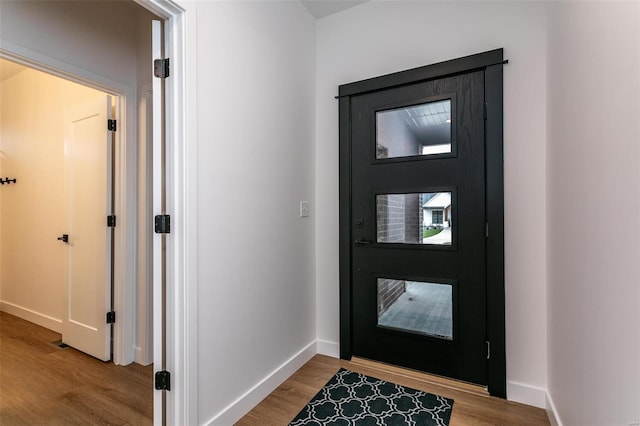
62 95 113 362
152 19 167 425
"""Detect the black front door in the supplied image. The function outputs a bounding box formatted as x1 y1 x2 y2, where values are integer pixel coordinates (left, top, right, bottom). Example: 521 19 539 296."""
339 50 505 393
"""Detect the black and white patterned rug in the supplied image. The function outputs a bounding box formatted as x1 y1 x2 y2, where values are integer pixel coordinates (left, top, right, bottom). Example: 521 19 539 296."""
289 368 453 426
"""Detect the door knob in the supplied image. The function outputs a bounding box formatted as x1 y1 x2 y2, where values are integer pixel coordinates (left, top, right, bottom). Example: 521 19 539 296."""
57 234 69 243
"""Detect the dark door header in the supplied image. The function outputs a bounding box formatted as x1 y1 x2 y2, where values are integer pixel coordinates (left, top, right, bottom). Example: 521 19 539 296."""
338 48 504 98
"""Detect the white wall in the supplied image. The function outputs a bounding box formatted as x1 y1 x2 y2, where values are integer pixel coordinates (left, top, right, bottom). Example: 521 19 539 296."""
547 2 640 424
0 68 104 331
315 1 549 405
180 1 317 423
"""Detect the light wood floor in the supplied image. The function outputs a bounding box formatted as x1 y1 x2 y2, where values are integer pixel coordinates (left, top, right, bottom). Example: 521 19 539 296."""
1 311 550 425
0 312 153 425
237 354 551 426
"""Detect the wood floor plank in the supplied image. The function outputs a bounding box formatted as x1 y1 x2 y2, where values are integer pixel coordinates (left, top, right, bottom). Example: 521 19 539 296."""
0 312 153 425
236 354 550 426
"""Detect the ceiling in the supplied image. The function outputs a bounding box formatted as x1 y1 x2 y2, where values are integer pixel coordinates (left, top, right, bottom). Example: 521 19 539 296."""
0 59 27 82
0 3 366 83
300 0 368 19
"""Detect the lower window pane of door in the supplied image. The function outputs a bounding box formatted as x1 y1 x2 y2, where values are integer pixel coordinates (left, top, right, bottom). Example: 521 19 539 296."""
377 278 453 340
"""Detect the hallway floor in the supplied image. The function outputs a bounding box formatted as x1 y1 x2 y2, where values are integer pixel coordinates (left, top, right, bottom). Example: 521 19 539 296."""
238 355 551 425
0 312 153 425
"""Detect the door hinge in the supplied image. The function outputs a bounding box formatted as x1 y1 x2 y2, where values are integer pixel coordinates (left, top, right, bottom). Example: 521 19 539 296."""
107 215 116 227
154 214 171 234
483 102 488 120
155 370 171 391
106 311 116 324
486 340 491 360
154 58 170 79
107 119 117 131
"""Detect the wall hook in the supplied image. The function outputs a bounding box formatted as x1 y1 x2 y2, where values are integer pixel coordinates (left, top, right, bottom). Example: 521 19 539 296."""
0 177 17 185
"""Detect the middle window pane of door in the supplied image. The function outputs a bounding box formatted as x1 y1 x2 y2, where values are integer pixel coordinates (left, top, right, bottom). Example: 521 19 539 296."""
376 192 452 245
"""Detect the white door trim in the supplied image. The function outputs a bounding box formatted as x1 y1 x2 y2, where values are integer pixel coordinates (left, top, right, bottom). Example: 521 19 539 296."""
137 84 155 366
135 1 196 425
0 43 137 366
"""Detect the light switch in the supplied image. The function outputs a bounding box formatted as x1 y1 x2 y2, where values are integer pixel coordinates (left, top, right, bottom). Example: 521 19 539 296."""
300 201 310 218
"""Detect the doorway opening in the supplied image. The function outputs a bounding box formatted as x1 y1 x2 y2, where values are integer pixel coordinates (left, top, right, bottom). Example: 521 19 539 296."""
0 57 127 357
1 0 191 423
0 53 154 421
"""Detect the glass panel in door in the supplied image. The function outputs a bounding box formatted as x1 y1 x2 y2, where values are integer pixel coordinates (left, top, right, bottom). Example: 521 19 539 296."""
376 192 453 245
377 278 453 339
376 99 452 159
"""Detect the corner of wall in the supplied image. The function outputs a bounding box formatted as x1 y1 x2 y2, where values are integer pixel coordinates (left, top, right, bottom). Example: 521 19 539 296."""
545 390 563 426
506 380 547 409
316 339 339 358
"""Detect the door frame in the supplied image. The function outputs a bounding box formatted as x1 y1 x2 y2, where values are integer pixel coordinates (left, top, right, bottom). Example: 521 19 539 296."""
338 49 506 397
135 1 197 424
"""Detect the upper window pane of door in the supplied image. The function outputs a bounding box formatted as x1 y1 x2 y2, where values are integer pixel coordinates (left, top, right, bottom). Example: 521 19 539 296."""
376 99 452 159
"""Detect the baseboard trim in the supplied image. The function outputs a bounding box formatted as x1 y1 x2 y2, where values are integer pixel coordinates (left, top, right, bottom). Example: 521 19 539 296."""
545 391 563 426
0 300 62 333
507 380 546 409
204 340 317 425
316 339 339 358
134 346 152 366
